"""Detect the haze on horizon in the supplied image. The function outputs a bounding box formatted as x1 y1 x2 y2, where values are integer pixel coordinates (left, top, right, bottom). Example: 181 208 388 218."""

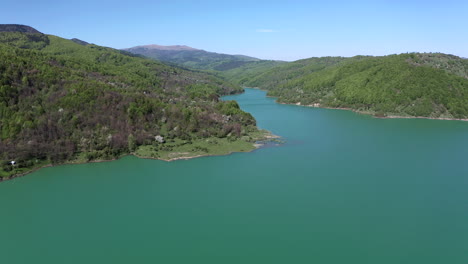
2 0 467 61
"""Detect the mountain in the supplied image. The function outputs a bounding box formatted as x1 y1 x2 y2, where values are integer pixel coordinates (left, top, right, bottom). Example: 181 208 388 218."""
123 44 266 71
130 44 200 51
240 53 468 119
0 26 268 179
0 24 42 34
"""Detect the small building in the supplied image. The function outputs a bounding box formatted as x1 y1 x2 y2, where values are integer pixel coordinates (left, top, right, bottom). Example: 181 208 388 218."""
155 135 165 143
10 161 16 165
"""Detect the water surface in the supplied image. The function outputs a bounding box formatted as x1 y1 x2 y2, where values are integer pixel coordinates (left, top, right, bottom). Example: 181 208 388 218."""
1 88 467 263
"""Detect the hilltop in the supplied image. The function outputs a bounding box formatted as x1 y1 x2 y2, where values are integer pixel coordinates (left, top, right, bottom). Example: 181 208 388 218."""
0 24 42 34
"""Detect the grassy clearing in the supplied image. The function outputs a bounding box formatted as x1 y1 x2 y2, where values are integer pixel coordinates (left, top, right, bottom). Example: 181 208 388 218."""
135 130 274 160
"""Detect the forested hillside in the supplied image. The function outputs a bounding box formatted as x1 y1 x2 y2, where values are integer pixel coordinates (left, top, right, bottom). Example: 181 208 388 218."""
241 53 468 119
216 60 288 84
0 27 266 179
240 57 347 88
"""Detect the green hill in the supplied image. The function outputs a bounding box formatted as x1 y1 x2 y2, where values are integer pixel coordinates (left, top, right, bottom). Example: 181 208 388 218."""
241 53 468 119
0 27 268 179
241 56 347 88
216 60 288 84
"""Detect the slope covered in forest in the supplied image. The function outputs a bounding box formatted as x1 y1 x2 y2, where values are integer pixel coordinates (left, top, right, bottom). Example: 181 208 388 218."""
0 26 269 179
241 53 468 119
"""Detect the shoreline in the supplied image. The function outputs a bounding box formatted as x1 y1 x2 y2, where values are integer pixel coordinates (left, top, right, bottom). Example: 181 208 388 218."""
280 101 468 121
261 95 468 122
293 102 468 122
245 87 468 122
0 133 281 183
0 157 120 183
136 133 281 162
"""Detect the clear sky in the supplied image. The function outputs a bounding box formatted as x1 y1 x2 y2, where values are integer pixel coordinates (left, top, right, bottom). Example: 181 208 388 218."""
2 0 467 61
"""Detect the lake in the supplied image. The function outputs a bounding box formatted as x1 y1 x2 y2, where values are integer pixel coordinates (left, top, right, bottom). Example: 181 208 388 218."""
1 88 467 263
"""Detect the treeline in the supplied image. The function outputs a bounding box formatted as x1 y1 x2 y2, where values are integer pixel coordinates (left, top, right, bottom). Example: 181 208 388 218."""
0 31 258 176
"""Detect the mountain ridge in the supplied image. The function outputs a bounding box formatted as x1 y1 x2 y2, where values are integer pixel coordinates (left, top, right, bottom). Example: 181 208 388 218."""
123 44 265 71
128 44 201 51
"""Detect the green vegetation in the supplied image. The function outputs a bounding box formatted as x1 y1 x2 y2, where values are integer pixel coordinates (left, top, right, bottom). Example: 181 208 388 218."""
124 45 261 71
4 24 465 179
0 31 50 49
240 53 468 119
124 45 285 79
135 129 271 161
215 60 287 84
408 53 468 79
0 28 269 179
123 38 467 121
239 57 347 88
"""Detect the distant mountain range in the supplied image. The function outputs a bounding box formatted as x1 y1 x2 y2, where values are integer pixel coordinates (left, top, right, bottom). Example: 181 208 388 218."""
130 44 199 51
123 44 269 71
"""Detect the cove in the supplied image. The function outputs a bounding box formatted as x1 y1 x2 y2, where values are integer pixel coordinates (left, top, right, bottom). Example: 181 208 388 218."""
1 88 467 264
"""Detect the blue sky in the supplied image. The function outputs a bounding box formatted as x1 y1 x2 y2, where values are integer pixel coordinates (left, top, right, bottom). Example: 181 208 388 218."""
2 0 467 61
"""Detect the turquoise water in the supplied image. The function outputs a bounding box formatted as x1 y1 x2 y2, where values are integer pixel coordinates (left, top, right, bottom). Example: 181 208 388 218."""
1 88 467 263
